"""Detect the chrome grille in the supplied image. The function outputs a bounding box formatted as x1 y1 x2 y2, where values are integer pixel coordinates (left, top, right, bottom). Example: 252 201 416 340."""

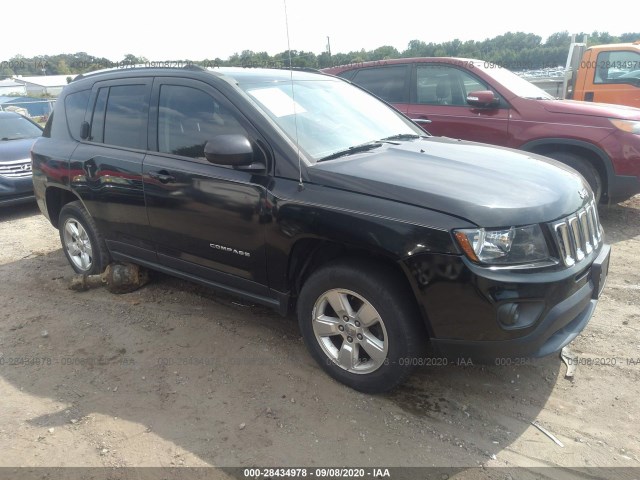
0 159 32 178
552 200 602 267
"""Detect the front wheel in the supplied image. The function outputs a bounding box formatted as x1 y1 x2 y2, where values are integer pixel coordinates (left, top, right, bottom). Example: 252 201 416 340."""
297 260 427 393
59 201 110 275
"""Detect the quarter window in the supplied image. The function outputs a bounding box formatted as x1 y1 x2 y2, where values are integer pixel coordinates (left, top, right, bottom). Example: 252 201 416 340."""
157 85 247 159
64 90 90 141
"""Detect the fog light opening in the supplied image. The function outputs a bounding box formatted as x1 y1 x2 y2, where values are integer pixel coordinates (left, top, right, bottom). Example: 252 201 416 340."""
498 303 520 327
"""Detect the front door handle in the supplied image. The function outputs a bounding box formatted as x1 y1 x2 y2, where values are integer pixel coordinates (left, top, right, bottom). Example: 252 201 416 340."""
412 118 432 124
148 170 176 184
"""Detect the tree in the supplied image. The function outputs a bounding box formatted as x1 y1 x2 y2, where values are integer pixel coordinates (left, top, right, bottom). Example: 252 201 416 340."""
55 60 71 75
371 45 399 60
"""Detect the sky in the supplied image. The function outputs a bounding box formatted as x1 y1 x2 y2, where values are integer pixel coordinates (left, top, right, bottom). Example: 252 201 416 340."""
1 0 638 62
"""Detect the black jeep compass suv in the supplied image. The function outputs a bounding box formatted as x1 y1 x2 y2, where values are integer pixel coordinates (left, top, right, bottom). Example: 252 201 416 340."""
31 66 610 392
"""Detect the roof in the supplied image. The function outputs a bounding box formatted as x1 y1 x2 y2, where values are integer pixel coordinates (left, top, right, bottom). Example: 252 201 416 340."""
586 42 640 52
11 75 76 87
74 65 327 85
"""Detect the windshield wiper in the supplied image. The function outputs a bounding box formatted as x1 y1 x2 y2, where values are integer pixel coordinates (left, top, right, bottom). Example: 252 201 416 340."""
318 142 383 162
380 134 422 141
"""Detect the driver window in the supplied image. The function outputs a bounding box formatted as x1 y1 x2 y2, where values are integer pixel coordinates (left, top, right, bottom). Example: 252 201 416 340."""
158 85 247 158
417 65 489 106
594 50 640 84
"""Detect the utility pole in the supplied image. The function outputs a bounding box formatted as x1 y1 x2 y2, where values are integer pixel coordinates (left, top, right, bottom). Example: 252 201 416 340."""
327 36 331 57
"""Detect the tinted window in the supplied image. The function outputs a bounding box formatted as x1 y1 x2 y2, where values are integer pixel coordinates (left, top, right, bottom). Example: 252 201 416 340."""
64 90 90 141
351 66 408 102
103 85 148 149
594 50 640 85
158 85 247 158
89 88 108 143
337 70 356 81
416 65 490 106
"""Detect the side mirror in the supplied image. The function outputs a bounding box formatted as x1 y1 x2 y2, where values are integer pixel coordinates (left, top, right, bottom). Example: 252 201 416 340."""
466 90 499 108
204 134 254 166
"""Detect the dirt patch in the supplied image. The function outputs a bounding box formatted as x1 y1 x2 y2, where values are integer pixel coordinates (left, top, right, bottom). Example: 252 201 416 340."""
0 198 638 473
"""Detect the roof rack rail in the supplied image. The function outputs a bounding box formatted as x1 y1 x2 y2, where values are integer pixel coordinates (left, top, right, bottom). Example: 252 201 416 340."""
73 63 208 82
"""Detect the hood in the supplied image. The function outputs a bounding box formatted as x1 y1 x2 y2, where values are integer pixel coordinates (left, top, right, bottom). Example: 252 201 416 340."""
0 138 37 162
309 137 589 227
542 99 640 120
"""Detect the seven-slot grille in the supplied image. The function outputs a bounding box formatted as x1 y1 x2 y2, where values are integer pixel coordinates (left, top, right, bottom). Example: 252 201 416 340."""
0 159 32 178
552 200 602 267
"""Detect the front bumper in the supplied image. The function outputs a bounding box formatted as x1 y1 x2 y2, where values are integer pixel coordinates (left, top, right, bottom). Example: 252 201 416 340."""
405 244 611 363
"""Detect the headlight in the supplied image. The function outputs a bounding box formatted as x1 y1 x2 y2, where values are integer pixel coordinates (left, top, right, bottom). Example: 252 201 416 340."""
610 119 640 134
454 225 550 265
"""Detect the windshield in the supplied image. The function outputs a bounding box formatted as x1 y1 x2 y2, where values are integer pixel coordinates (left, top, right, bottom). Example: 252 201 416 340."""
478 63 555 100
0 114 43 141
241 79 423 162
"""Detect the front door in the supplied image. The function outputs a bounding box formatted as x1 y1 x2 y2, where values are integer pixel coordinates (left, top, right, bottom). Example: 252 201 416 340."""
143 78 270 296
407 64 510 144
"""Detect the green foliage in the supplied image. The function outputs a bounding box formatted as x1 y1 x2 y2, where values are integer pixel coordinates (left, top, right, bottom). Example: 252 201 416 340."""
2 31 639 79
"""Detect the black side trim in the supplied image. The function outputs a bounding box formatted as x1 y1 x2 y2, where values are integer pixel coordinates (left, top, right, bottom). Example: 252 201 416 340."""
111 251 288 314
105 240 157 264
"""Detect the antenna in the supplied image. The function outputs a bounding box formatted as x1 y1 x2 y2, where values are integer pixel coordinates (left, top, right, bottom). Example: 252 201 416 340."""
283 0 304 191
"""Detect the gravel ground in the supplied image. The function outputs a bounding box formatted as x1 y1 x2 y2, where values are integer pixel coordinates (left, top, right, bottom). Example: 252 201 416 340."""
0 197 638 479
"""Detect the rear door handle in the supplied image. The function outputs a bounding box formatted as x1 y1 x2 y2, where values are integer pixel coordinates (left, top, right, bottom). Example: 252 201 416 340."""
148 170 176 184
412 118 432 124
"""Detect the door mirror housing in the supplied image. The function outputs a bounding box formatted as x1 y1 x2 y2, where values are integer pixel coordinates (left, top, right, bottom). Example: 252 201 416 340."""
466 90 499 108
204 134 254 166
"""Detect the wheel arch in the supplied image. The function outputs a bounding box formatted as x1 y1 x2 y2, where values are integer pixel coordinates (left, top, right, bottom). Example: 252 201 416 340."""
44 186 83 229
286 238 428 331
520 138 614 202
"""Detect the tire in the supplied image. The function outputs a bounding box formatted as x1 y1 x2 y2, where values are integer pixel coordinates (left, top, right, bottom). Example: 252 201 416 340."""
547 151 603 203
58 201 110 275
297 259 427 393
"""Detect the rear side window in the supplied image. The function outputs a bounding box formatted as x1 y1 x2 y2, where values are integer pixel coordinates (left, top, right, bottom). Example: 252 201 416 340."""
89 84 148 149
351 66 408 103
64 90 90 141
104 85 148 149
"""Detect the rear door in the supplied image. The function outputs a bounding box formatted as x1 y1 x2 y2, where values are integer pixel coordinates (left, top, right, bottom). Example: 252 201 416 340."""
143 78 270 295
406 64 510 144
70 78 154 261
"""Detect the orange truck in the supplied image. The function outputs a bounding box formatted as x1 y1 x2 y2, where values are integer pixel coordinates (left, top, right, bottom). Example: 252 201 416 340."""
564 37 640 107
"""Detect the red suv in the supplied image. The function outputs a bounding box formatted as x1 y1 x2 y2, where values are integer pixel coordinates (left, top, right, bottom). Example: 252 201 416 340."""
323 58 640 204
